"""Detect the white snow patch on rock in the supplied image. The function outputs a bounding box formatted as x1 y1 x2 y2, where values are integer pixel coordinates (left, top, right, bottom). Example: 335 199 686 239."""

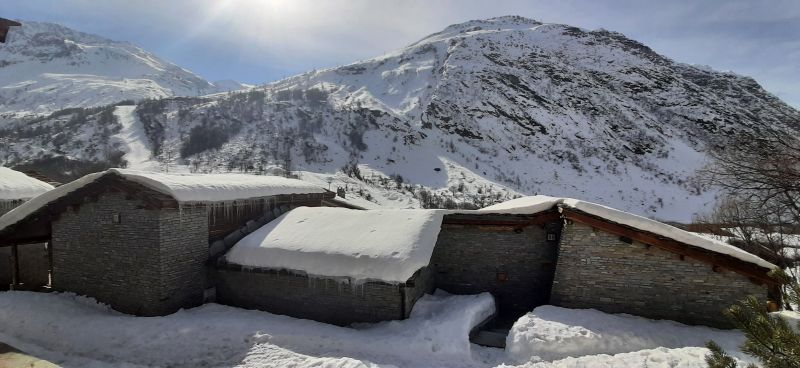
225 207 444 282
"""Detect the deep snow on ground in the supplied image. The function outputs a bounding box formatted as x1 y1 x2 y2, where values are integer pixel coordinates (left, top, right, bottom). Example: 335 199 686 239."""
505 306 755 364
0 291 761 368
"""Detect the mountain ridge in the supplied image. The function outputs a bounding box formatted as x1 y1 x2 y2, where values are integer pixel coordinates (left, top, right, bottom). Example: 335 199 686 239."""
0 20 249 120
2 16 799 221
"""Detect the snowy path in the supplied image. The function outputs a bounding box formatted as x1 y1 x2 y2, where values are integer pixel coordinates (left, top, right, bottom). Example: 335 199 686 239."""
0 291 757 368
112 105 154 170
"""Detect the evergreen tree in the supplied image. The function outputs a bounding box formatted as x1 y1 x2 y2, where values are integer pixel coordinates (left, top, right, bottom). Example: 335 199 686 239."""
706 269 800 368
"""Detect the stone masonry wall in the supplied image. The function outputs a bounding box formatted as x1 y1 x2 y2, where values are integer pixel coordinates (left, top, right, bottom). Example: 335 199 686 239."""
430 222 561 316
51 192 208 316
157 205 208 314
214 265 435 326
52 192 163 315
550 222 768 328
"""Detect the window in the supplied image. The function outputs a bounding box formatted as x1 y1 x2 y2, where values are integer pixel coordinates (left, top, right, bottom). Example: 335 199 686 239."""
112 213 121 224
546 233 557 241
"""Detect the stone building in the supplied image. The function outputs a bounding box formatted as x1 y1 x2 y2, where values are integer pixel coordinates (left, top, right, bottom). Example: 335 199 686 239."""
0 172 777 329
0 168 334 315
218 196 775 328
219 207 441 325
0 167 54 290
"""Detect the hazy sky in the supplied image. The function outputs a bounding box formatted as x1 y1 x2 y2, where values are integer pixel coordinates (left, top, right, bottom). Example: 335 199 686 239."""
3 0 799 108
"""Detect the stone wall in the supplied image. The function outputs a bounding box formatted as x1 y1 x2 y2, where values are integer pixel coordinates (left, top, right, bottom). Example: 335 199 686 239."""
157 205 208 313
214 264 435 326
550 221 769 328
51 191 207 316
1 200 50 291
430 222 561 316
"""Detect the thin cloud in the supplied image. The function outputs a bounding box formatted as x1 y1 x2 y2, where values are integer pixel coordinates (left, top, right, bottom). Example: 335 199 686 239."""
2 0 799 107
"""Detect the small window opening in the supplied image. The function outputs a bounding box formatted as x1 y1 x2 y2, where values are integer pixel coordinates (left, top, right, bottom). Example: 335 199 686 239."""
112 213 121 224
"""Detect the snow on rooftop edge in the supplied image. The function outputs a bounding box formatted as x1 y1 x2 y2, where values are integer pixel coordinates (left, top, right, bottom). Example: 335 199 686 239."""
479 195 776 269
0 169 326 234
110 169 326 202
225 207 444 283
0 167 55 200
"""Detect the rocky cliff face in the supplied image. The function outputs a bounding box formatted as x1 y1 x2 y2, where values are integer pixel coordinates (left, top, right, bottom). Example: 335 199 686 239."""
3 16 799 220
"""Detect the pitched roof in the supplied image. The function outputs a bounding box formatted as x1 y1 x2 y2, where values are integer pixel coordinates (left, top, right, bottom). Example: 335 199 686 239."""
225 207 444 283
480 195 776 270
0 169 327 236
0 167 55 200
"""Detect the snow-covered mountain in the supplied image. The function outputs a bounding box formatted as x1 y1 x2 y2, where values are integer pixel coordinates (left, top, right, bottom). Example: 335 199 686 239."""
3 16 799 221
0 21 248 120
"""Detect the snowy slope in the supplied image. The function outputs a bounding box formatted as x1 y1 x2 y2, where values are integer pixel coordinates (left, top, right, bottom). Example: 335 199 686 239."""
3 16 800 221
0 21 248 119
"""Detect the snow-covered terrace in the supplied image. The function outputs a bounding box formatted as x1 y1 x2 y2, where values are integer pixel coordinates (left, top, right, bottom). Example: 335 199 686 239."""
224 195 775 285
0 168 328 241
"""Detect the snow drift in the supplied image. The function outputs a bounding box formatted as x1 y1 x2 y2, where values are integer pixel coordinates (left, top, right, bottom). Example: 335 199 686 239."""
225 207 444 282
505 305 751 363
0 290 494 368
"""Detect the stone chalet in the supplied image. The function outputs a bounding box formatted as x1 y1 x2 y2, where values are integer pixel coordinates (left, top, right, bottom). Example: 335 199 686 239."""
0 170 779 329
0 168 339 315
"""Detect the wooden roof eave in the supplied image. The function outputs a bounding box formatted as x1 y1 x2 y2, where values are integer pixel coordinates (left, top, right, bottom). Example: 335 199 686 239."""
560 207 777 286
442 210 562 227
0 173 179 246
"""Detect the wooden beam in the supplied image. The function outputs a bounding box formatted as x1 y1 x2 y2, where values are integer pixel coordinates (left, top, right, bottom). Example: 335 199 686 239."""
442 211 561 227
562 209 777 286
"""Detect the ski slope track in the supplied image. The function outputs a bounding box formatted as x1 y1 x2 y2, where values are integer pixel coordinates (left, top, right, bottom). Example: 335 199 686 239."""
2 16 800 221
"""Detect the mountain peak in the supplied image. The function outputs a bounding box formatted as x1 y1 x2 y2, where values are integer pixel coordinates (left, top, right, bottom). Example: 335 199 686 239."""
0 21 244 118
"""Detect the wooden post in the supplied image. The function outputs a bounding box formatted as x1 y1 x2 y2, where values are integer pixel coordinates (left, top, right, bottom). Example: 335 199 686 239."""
47 241 54 287
10 244 19 290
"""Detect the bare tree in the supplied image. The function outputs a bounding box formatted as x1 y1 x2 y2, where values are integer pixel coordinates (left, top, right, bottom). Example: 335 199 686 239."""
703 131 800 224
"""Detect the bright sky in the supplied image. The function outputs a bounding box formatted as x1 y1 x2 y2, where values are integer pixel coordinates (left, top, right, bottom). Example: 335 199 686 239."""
2 0 799 108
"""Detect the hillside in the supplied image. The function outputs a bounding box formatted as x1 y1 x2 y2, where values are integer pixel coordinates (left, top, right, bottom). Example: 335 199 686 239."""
0 21 247 120
2 16 799 221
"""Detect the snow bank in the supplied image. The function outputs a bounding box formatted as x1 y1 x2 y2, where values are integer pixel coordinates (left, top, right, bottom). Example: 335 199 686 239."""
0 167 54 200
774 310 800 332
480 195 775 269
505 305 751 363
0 290 493 368
225 207 444 282
0 169 325 234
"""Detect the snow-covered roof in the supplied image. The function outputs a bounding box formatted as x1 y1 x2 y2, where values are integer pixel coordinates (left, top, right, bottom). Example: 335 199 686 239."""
0 169 326 234
114 169 325 202
225 207 444 283
0 167 55 200
480 195 776 269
